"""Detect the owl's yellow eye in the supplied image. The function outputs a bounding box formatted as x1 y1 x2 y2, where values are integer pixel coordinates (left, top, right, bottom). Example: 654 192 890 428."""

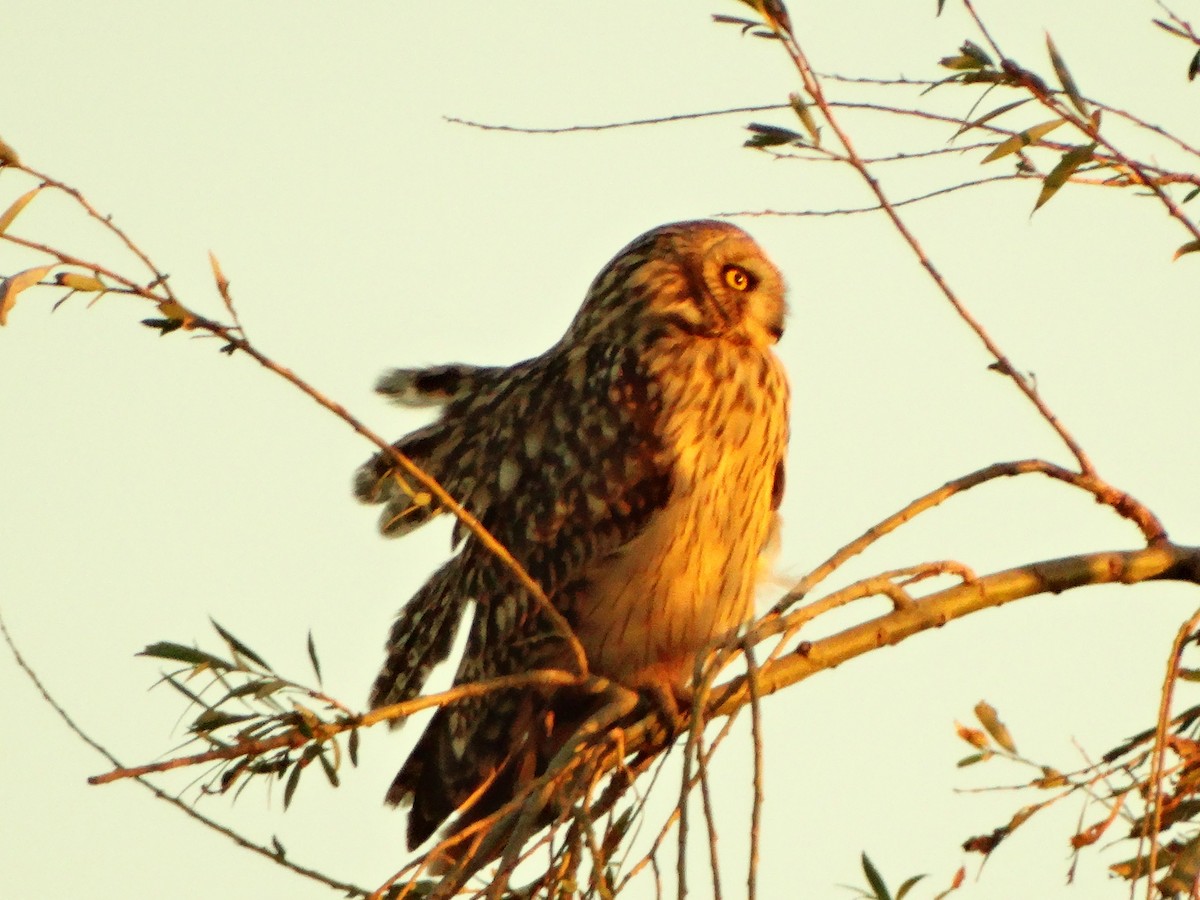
722 264 754 292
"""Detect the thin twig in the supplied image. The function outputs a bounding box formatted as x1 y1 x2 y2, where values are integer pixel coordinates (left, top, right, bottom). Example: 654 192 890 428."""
0 611 372 898
744 640 764 900
1143 609 1200 897
90 669 582 784
769 22 1099 474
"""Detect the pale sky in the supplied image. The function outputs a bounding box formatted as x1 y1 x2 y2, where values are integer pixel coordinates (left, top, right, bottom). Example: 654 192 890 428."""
4 2 1200 898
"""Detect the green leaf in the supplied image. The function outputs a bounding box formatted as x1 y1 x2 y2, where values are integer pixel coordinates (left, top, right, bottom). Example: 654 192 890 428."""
283 760 303 810
191 709 256 733
139 641 234 670
982 119 1065 163
861 853 891 900
895 874 928 900
270 835 287 859
1034 142 1096 211
956 752 990 767
210 618 272 671
939 54 984 71
348 727 360 767
744 122 805 149
163 672 208 707
317 749 340 788
1182 186 1200 204
1189 49 1200 82
788 92 820 146
1046 35 1088 116
953 98 1032 138
939 41 992 71
306 630 322 685
140 317 185 335
961 41 993 67
1174 240 1200 260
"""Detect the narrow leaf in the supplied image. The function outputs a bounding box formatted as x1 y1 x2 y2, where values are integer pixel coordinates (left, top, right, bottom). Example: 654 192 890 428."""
139 641 234 670
283 761 303 809
54 272 106 292
190 709 256 733
270 836 287 859
155 298 195 326
788 92 820 145
306 630 322 685
1153 18 1190 38
961 41 993 67
0 187 41 235
974 701 1017 753
861 853 892 900
1034 142 1095 211
1173 239 1200 260
348 727 360 767
982 119 1065 163
954 98 1032 138
0 264 54 326
210 618 272 671
317 749 340 788
1182 186 1200 204
711 15 760 30
1046 35 1088 116
896 874 928 900
162 673 209 708
956 752 990 767
940 54 985 71
744 122 805 149
1189 49 1200 81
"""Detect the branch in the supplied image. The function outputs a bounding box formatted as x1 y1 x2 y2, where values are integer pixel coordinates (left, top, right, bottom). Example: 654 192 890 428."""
0 161 589 678
0 612 373 898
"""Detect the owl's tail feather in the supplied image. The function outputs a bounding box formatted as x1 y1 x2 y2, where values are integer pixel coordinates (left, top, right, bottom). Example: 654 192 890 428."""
368 559 471 714
389 688 575 854
392 682 638 885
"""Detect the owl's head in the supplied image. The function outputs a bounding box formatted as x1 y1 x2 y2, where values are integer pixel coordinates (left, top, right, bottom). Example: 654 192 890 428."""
570 220 787 349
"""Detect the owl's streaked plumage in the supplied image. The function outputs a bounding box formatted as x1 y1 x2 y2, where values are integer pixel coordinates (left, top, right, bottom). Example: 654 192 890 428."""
355 220 790 856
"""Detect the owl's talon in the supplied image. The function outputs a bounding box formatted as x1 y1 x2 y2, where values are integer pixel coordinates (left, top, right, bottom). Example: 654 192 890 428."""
636 681 690 740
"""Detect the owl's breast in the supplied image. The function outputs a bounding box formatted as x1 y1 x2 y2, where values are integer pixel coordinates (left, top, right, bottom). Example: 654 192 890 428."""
570 338 789 691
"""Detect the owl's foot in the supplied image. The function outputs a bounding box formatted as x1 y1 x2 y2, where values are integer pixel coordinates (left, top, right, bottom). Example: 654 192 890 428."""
620 664 695 740
637 681 690 739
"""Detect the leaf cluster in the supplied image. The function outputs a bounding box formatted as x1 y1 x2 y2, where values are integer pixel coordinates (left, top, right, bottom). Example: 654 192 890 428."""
955 669 1200 898
138 621 357 811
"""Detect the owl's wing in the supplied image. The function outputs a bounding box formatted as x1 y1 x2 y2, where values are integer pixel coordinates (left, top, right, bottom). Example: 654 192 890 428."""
368 343 674 849
354 362 534 539
373 363 510 408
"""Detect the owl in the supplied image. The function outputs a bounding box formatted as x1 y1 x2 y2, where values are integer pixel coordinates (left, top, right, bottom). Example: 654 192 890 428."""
355 219 790 864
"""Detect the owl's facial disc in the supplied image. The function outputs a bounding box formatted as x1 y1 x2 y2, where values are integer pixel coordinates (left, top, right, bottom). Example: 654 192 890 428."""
699 235 787 345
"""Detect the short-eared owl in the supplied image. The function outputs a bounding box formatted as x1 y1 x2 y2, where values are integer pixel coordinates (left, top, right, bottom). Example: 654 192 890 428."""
355 220 789 857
